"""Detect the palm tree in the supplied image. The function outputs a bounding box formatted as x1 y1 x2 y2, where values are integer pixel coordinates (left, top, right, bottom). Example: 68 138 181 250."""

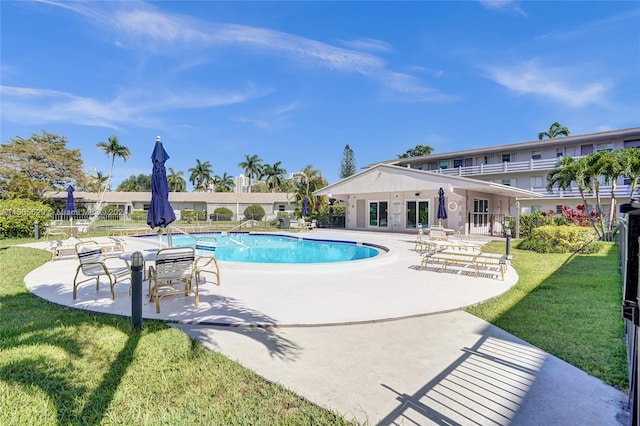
213 172 235 192
546 156 602 239
290 164 328 217
238 154 263 192
262 161 286 192
539 122 571 140
167 168 187 192
88 170 109 192
188 159 213 192
94 135 130 223
618 147 640 197
594 150 624 232
96 135 131 188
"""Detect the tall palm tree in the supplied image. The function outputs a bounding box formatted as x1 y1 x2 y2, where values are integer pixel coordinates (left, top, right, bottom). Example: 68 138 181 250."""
96 135 131 188
546 156 602 238
238 154 263 192
94 135 130 223
538 122 571 140
262 161 286 192
167 168 187 192
188 159 213 192
213 172 235 192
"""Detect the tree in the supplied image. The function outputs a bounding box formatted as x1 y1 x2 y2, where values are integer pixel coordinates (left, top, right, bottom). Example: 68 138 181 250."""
618 147 640 197
339 144 356 178
546 156 602 239
262 161 287 192
593 150 624 233
116 174 152 192
397 144 434 159
212 172 235 192
291 164 328 217
238 154 263 192
188 159 213 191
0 130 85 200
167 168 187 192
96 135 131 189
538 122 570 140
83 171 109 192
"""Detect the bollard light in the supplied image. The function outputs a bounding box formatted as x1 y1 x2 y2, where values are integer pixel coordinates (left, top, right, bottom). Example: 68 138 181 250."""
130 251 144 331
131 251 144 270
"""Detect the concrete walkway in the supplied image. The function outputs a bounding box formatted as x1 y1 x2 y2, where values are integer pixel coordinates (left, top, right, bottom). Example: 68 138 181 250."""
20 230 629 425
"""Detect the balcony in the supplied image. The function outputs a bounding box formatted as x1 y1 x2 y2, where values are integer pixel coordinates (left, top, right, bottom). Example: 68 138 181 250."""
433 157 563 177
522 185 636 200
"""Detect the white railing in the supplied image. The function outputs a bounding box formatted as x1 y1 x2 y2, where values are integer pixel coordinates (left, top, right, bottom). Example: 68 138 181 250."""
434 157 570 177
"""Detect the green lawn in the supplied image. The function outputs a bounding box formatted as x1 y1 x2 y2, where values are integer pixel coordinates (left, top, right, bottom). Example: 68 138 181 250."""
467 240 628 391
1 237 629 424
0 240 355 425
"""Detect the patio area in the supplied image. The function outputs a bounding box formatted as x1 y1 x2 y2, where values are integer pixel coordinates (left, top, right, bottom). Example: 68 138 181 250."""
23 230 516 326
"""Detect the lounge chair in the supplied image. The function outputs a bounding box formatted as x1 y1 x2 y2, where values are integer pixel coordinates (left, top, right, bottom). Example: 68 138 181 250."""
194 237 221 286
148 247 197 313
428 225 447 241
73 241 131 300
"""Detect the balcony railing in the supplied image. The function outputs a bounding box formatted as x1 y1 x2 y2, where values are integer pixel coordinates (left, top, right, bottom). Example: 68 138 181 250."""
522 185 636 199
433 157 566 177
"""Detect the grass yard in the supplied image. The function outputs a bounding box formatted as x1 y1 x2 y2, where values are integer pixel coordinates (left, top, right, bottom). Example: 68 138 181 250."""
0 240 354 425
467 240 628 391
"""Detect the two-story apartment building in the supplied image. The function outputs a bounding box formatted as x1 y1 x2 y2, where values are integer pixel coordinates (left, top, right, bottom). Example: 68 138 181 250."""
394 127 640 215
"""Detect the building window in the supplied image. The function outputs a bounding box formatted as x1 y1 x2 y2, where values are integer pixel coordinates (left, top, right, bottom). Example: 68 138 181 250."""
143 204 150 211
439 160 448 169
581 144 593 156
556 148 564 158
556 205 564 214
453 159 464 168
278 205 285 211
531 176 543 188
502 153 511 162
483 156 488 165
597 143 613 152
416 164 423 170
531 205 542 213
531 151 542 160
501 179 511 186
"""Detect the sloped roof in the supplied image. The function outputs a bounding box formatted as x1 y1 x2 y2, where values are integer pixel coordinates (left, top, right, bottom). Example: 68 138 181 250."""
314 163 541 199
45 191 294 204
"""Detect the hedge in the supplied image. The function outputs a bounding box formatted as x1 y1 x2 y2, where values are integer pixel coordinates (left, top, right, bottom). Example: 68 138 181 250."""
0 199 52 238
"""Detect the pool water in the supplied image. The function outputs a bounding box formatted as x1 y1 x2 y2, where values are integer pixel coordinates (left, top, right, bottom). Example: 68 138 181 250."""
145 233 381 264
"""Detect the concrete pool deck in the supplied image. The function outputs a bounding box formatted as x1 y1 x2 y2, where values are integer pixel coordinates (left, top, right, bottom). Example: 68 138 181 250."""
23 229 517 326
19 230 628 425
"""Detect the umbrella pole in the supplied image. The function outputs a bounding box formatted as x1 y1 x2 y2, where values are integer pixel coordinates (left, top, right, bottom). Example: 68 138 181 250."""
166 226 173 247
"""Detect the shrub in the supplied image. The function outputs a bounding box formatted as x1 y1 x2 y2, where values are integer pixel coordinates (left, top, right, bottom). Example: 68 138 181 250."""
0 199 52 238
518 225 601 254
519 212 556 238
102 205 121 215
130 209 147 221
244 205 265 221
181 209 206 223
211 207 233 221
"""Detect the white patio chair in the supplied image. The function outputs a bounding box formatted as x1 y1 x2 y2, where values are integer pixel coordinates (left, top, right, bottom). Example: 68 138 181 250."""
194 237 221 286
73 241 130 300
148 247 197 313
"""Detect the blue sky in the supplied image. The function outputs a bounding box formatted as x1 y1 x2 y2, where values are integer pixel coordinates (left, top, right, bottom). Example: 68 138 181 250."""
2 1 639 190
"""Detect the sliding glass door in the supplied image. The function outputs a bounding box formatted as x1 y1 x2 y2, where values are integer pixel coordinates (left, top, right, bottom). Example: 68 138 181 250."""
406 201 429 229
369 201 388 228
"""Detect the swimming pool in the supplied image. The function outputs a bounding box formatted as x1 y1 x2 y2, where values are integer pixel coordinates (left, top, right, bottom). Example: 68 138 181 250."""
142 233 382 264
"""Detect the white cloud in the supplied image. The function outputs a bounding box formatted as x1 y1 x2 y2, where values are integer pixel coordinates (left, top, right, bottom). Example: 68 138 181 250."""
476 0 526 16
482 60 610 108
0 84 265 129
339 38 393 53
40 1 449 103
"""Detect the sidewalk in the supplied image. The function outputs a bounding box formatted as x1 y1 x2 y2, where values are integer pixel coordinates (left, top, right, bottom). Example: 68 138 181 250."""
175 311 628 425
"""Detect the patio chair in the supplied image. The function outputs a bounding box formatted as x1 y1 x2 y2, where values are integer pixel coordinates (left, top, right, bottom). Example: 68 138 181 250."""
429 225 448 241
309 219 318 231
73 241 131 300
194 237 221 286
148 247 197 313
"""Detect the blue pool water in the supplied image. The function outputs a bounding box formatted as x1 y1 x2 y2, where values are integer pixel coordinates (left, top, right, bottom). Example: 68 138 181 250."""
142 233 381 264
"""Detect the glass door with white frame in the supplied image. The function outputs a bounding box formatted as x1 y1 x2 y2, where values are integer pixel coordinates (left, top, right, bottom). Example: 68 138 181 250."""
369 201 388 228
406 200 429 229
